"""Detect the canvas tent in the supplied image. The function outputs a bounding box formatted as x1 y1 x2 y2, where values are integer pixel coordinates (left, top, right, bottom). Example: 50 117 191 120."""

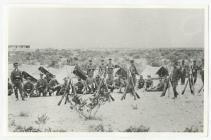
141 66 169 79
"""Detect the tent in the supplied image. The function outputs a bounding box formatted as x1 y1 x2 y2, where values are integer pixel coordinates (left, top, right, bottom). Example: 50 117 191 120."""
141 66 169 79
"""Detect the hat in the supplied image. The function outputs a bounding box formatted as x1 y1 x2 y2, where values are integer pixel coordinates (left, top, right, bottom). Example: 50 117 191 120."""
109 58 112 60
130 60 134 63
13 62 18 66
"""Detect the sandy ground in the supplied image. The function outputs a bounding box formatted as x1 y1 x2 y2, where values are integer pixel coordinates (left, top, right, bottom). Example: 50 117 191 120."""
8 87 204 132
8 64 204 132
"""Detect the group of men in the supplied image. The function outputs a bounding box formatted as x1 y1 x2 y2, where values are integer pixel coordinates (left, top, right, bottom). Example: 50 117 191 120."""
73 58 139 96
9 57 204 101
9 63 61 101
136 59 204 99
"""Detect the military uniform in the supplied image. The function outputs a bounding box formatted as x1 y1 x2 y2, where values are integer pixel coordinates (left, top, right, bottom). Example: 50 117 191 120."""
191 62 198 84
99 62 107 77
85 76 96 94
199 61 204 84
87 62 95 78
59 78 70 96
10 67 24 100
106 77 115 92
95 75 101 88
23 81 34 97
171 64 181 98
138 76 145 89
48 78 61 96
180 61 187 85
36 77 48 96
106 62 114 81
145 77 153 91
160 76 170 97
129 61 139 86
75 79 84 94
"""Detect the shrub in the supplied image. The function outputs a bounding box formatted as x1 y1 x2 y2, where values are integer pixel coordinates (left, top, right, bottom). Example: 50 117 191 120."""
184 126 201 132
14 125 41 132
89 124 113 132
124 125 150 132
35 113 49 125
19 112 29 117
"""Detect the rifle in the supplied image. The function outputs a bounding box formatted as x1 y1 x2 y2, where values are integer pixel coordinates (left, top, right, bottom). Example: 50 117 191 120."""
121 70 140 100
181 79 189 95
198 86 204 94
128 70 140 100
57 78 71 106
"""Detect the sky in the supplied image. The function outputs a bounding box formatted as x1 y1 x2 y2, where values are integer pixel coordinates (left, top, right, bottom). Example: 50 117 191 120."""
8 8 205 49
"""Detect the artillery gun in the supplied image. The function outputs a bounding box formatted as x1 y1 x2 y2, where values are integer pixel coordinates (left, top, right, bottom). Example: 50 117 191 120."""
22 71 38 83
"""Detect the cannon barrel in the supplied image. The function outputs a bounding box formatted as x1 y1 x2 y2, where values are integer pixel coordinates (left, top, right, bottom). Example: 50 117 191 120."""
38 66 54 78
22 71 38 83
73 66 87 81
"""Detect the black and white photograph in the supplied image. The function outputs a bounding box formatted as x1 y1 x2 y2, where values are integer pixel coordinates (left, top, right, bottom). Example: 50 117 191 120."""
7 6 207 133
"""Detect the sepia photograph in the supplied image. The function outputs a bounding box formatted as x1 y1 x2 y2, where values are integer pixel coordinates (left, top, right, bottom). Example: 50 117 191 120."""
7 6 207 133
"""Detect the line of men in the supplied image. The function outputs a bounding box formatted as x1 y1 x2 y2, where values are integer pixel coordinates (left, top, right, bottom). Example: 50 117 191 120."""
74 58 139 96
9 58 204 101
137 59 204 99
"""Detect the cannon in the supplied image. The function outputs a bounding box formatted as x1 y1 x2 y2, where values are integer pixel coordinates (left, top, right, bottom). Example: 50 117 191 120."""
38 66 55 83
22 71 38 83
73 65 87 81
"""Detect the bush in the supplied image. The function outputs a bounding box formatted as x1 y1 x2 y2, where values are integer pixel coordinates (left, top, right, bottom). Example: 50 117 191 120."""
89 124 113 132
19 112 29 117
14 126 41 132
35 113 49 125
124 125 150 132
184 126 202 132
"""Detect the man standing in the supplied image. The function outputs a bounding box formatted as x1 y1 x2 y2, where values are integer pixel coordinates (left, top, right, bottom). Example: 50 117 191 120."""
160 75 170 97
36 73 48 96
10 62 24 101
199 58 204 85
23 76 34 97
87 59 95 78
191 60 198 84
85 71 96 94
129 60 139 86
48 75 61 96
106 58 115 81
180 60 187 85
99 59 107 77
171 61 181 99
